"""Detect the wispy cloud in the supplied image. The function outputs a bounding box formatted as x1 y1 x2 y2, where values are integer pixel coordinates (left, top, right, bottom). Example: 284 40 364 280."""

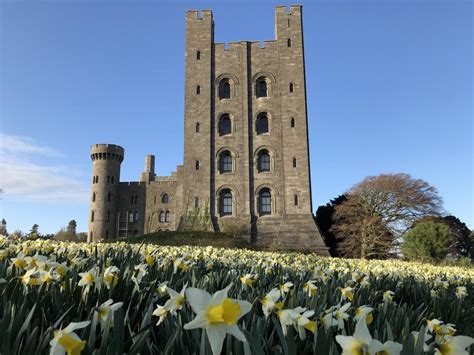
0 134 89 203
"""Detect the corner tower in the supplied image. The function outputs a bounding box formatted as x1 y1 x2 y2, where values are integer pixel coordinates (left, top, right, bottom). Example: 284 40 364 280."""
88 144 124 241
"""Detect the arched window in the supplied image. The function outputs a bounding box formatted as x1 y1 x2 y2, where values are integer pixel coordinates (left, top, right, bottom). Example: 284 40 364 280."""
92 192 96 202
257 150 271 172
218 114 232 136
219 151 232 173
162 194 169 203
159 211 165 222
291 118 295 128
196 50 200 60
256 78 268 98
289 83 294 93
219 189 232 216
196 85 201 95
165 211 171 222
195 160 200 170
287 38 292 47
219 79 231 99
259 188 272 215
256 113 269 135
128 211 134 223
195 122 200 133
293 157 297 168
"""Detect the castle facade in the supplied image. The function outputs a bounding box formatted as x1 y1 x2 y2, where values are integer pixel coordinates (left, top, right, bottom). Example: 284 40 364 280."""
88 5 328 254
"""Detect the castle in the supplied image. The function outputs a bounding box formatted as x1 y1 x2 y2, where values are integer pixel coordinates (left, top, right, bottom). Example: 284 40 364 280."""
88 5 328 254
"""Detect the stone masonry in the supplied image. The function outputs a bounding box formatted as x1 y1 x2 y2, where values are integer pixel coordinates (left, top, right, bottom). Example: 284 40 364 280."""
88 5 329 255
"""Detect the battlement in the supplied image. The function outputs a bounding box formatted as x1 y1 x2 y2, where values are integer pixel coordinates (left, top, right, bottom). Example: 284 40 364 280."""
120 181 146 187
91 144 124 162
186 9 213 21
275 5 302 15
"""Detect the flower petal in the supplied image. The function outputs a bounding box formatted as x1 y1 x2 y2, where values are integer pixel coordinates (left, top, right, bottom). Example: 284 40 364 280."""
207 325 227 355
183 313 208 330
185 288 212 313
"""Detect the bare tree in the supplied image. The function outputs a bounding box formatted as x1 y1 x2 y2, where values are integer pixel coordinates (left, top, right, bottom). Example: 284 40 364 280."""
332 173 443 259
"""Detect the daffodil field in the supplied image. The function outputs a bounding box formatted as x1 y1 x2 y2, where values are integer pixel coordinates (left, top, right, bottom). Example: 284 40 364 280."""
0 237 473 354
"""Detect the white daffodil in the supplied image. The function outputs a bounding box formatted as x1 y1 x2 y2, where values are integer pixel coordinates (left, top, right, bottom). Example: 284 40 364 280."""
20 268 41 286
294 310 316 340
96 299 123 330
434 335 474 355
354 305 374 325
49 321 90 355
334 302 351 330
321 306 338 330
173 256 190 274
183 284 252 355
427 319 443 333
335 317 384 355
239 274 255 289
131 263 148 290
39 269 59 285
303 280 318 297
431 289 439 298
78 267 100 296
164 284 187 315
279 282 293 296
261 288 281 318
156 281 169 297
378 340 403 355
103 266 119 289
10 253 27 271
277 307 305 336
153 304 168 326
455 286 467 299
383 290 395 303
339 286 354 302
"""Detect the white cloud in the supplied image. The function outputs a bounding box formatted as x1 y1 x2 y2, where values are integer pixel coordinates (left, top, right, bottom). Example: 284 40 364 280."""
0 134 89 203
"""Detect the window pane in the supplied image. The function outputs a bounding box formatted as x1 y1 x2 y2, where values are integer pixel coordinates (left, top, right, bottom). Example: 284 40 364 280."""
219 116 231 136
259 152 270 171
260 191 271 215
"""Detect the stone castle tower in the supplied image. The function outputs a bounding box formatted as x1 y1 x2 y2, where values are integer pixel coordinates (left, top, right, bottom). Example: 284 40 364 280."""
88 5 328 254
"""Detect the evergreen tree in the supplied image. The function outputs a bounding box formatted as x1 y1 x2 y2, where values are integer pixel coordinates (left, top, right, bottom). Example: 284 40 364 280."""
402 221 452 262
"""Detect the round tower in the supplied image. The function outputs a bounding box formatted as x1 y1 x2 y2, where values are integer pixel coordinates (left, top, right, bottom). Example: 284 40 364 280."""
88 144 124 242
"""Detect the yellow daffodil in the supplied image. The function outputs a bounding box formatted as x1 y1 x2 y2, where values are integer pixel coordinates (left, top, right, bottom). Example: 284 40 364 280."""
239 274 255 289
96 299 123 330
303 280 318 297
383 290 395 303
355 305 374 325
339 286 354 302
183 284 251 355
261 288 281 318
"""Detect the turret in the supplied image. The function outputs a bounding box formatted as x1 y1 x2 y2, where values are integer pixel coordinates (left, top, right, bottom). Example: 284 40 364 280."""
139 155 156 182
88 144 124 242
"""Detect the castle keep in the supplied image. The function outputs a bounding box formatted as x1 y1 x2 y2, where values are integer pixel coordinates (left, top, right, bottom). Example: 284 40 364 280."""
88 5 328 254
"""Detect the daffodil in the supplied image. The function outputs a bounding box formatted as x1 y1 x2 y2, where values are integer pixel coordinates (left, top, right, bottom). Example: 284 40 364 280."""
455 286 467 299
277 307 305 335
183 284 252 355
339 286 354 302
434 335 474 355
279 282 293 295
303 280 318 297
153 304 168 326
383 290 395 303
49 321 90 355
334 302 351 330
164 284 187 315
294 310 316 340
96 299 123 330
354 305 374 325
335 317 385 355
239 274 255 289
103 266 119 289
78 268 100 296
261 288 281 318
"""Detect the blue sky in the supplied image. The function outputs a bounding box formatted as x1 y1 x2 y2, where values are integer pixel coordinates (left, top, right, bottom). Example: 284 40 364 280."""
1 0 472 234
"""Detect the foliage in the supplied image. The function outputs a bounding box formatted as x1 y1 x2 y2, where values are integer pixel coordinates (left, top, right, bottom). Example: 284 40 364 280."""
315 195 347 257
331 173 442 259
415 215 473 260
220 218 249 239
402 222 453 263
0 237 473 354
67 220 77 236
0 219 6 236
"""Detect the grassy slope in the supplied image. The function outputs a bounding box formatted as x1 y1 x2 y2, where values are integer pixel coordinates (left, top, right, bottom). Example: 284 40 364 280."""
126 231 253 249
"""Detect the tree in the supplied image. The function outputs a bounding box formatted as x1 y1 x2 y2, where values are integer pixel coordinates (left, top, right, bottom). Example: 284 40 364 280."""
67 220 77 237
331 173 442 259
0 219 7 235
29 224 39 239
315 195 347 256
415 215 473 260
402 221 452 262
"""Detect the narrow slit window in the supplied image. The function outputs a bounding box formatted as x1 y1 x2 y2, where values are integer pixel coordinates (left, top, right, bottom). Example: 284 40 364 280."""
287 38 291 47
291 118 295 128
108 192 111 202
196 85 201 95
289 83 294 93
197 50 200 60
294 195 299 206
92 192 96 202
196 122 200 133
195 160 200 170
293 157 297 168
